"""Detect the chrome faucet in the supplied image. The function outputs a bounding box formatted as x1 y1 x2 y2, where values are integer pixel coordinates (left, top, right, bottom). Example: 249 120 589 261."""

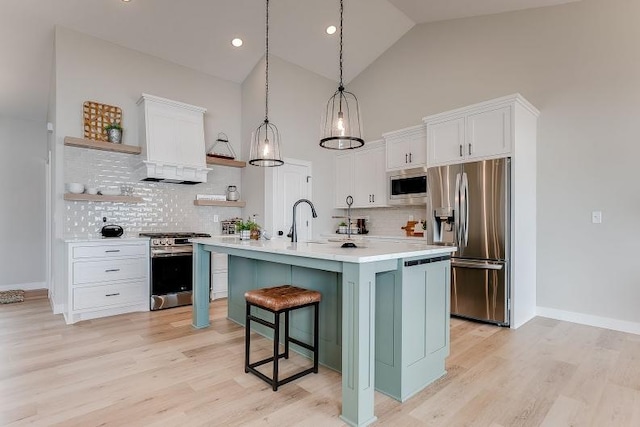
288 199 318 242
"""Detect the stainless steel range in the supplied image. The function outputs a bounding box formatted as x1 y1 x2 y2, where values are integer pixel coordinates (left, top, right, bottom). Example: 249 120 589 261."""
139 232 211 310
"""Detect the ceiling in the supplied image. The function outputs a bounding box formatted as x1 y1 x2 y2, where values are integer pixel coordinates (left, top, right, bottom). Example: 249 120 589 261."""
0 0 580 122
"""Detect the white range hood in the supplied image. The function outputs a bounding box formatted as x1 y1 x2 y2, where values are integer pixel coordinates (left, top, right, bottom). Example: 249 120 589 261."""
137 94 211 184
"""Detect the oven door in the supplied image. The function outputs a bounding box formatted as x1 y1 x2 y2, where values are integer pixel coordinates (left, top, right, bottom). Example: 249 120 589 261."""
150 252 193 310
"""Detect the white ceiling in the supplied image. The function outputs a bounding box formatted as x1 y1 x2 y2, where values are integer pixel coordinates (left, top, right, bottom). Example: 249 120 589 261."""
0 0 580 122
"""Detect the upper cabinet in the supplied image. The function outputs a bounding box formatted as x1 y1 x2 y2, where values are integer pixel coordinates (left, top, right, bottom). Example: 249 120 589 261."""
424 94 536 167
137 94 210 183
383 125 426 171
335 140 388 209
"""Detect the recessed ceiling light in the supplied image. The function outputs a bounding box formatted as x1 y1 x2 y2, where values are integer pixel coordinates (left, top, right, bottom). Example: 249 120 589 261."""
231 38 243 47
121 0 131 2
326 25 337 35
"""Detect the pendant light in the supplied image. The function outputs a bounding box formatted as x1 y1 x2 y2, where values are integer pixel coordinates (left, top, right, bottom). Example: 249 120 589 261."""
320 0 364 150
249 0 284 167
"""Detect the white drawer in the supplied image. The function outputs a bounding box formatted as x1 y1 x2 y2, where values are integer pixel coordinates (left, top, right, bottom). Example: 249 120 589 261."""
73 258 147 285
211 253 228 271
73 281 148 311
73 244 147 259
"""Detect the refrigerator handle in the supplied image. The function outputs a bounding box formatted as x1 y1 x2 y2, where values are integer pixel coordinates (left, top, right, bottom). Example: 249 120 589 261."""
454 172 461 248
462 172 470 246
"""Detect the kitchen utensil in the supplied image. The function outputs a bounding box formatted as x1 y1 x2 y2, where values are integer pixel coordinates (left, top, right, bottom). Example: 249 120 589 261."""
68 183 84 194
100 217 123 238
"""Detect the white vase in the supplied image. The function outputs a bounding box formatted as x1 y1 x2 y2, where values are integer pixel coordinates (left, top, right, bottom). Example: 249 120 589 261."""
239 230 250 240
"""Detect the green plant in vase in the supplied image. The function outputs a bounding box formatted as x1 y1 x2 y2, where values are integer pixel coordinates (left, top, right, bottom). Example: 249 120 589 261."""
104 122 123 143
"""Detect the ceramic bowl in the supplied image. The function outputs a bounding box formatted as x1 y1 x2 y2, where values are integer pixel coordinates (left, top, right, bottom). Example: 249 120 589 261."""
68 183 84 194
86 187 98 195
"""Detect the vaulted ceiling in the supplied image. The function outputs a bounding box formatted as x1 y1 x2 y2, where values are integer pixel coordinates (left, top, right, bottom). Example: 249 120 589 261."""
0 0 580 121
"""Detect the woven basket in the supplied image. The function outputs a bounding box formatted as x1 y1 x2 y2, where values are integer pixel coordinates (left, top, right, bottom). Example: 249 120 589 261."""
83 101 122 142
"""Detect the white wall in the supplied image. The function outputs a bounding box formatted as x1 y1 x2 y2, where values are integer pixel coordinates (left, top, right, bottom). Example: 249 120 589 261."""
348 0 640 328
241 55 340 237
51 27 243 310
0 117 47 290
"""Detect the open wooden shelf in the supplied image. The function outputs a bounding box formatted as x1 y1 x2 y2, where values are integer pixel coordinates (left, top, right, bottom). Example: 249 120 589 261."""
64 136 142 155
64 193 143 203
206 156 246 168
193 199 246 208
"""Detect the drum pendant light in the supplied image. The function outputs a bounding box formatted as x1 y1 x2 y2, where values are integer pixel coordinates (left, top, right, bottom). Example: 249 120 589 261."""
249 0 284 167
320 0 364 150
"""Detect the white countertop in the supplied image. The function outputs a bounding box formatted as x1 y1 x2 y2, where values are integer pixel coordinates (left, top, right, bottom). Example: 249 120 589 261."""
63 236 150 243
192 236 455 263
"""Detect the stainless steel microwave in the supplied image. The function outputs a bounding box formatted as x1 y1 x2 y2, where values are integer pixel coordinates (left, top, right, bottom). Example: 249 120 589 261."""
388 167 428 205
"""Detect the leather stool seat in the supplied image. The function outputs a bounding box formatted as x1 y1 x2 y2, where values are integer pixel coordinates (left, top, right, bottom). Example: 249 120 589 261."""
244 285 321 391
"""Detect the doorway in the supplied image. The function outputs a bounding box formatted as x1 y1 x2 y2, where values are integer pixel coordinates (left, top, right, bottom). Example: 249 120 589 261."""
266 158 312 241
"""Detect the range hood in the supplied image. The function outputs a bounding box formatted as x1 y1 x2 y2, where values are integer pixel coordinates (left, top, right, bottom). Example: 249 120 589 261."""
137 94 211 184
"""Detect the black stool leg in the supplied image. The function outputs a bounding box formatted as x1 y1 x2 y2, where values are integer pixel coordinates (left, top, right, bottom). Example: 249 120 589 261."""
284 309 290 359
313 302 319 373
273 310 280 391
245 301 251 373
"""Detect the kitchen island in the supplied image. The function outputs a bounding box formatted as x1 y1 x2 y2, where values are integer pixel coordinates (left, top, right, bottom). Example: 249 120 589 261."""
191 237 455 427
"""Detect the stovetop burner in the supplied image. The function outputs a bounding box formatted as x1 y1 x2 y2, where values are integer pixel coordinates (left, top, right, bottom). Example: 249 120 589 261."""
139 232 211 239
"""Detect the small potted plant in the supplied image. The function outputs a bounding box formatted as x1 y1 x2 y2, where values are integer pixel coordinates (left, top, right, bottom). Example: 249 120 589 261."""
338 221 348 234
105 122 123 144
236 219 251 240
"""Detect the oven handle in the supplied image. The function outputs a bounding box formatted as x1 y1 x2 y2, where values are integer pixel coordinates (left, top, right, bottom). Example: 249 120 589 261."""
151 252 194 258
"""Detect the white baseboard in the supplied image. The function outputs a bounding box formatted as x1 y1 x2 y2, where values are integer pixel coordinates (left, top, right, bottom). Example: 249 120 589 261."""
536 306 640 336
0 281 47 292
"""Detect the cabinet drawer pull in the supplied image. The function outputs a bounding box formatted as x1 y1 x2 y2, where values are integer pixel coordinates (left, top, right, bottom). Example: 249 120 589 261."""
409 152 412 163
105 293 120 297
459 145 463 157
468 143 472 155
105 269 121 273
372 194 375 203
105 250 120 253
405 153 408 163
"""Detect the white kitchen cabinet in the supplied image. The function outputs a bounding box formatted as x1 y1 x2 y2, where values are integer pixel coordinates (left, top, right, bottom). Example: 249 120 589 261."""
425 97 522 167
335 153 353 208
334 140 388 208
137 94 210 183
210 252 228 300
383 124 426 171
65 239 150 324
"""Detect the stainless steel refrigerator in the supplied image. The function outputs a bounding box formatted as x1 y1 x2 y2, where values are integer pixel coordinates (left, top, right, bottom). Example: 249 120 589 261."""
427 158 510 326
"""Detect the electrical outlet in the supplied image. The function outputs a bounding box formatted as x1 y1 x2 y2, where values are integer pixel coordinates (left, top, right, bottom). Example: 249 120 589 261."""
591 211 602 224
213 214 219 223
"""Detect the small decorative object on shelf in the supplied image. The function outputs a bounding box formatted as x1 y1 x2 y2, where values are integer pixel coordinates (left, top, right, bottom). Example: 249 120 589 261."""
83 101 122 142
226 185 239 201
105 123 123 144
207 132 237 160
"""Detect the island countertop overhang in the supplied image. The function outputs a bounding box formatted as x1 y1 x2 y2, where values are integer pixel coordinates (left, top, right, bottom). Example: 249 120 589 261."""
191 236 456 263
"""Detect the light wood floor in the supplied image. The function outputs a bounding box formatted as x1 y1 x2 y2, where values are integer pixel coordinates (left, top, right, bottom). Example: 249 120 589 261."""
2 296 640 426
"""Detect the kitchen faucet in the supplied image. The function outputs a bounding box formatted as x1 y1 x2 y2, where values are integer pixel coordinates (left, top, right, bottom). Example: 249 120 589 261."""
288 199 318 243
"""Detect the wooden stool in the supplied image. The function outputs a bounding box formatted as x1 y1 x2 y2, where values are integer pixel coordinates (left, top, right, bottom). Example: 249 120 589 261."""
244 285 321 391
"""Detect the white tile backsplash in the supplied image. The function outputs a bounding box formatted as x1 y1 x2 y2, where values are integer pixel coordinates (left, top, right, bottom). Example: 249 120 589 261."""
64 146 243 238
348 206 428 237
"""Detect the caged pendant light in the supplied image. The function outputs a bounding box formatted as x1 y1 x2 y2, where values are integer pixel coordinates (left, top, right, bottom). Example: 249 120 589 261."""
249 0 284 167
320 0 364 150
